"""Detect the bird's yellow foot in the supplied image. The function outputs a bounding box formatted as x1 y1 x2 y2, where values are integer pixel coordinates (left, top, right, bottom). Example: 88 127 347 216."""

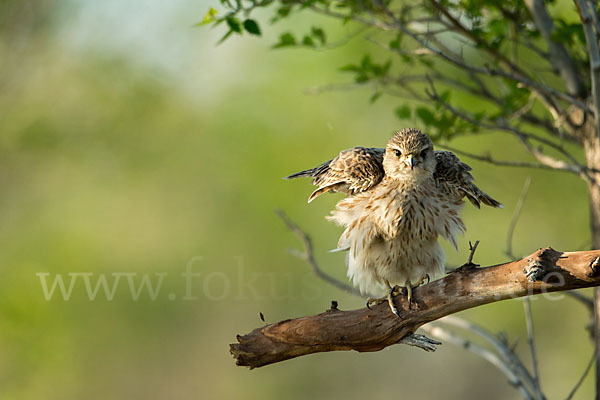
414 274 430 287
366 276 431 315
366 285 402 317
405 275 429 309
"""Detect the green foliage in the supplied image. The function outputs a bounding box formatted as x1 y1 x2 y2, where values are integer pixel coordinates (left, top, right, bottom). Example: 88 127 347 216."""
388 32 403 50
415 107 436 125
197 7 218 26
395 105 411 119
271 26 327 49
273 32 296 48
243 19 261 35
552 19 586 50
339 55 391 83
311 26 326 45
226 17 242 33
200 0 592 148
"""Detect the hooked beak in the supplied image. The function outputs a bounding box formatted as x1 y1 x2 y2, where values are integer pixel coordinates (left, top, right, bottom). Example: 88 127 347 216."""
405 155 418 169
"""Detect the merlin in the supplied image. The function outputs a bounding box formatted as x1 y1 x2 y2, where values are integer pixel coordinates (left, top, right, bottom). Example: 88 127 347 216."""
285 128 502 316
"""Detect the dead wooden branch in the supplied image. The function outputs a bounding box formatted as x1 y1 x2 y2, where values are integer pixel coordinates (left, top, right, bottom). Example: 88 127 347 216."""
231 248 600 369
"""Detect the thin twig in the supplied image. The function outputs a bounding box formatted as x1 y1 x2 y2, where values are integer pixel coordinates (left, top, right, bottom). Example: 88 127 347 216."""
437 145 567 171
523 298 544 400
566 290 595 311
503 177 543 399
565 349 596 400
525 0 586 97
466 240 480 265
440 315 540 395
506 177 533 259
421 323 534 400
275 209 364 298
574 0 600 141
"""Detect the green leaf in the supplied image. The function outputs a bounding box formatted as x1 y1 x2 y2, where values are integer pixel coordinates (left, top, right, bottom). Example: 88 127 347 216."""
360 54 372 70
271 5 293 22
277 6 292 17
395 105 411 119
300 0 319 8
473 111 485 121
311 27 326 45
243 19 261 36
389 33 403 50
416 107 436 125
437 113 457 131
369 92 382 103
439 90 451 103
217 29 234 44
273 32 297 48
302 36 315 47
417 58 433 67
196 7 218 26
226 17 242 34
355 73 369 83
339 64 360 72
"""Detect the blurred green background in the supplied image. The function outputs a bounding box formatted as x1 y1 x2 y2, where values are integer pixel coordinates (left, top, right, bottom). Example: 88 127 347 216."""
0 1 594 399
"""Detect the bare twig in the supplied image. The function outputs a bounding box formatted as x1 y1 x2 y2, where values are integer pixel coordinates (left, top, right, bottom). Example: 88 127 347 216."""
502 177 544 399
466 240 480 266
523 298 544 400
575 0 600 142
506 177 533 259
397 333 441 352
275 209 364 297
587 0 600 41
565 349 597 400
421 323 535 400
437 145 569 171
525 0 586 97
439 315 539 394
567 290 595 311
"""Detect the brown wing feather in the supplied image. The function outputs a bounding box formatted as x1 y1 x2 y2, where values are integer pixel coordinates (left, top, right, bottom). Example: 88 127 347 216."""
433 151 502 209
285 147 385 202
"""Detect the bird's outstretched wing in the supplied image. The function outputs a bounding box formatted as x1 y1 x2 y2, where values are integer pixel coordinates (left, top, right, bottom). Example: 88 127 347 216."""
433 150 502 209
285 147 385 202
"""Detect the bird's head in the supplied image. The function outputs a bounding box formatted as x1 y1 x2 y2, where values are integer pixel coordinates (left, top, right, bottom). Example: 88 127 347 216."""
383 128 436 180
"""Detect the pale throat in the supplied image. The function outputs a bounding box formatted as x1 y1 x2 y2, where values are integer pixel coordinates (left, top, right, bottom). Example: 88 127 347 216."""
386 166 433 188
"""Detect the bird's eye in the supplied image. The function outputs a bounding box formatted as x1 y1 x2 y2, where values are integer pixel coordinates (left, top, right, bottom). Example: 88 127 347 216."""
420 148 429 158
394 149 402 157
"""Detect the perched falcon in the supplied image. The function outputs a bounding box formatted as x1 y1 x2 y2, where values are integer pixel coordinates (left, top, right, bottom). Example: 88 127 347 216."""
285 128 502 316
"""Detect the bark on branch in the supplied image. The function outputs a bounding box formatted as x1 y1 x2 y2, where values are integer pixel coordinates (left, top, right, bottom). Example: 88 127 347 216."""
231 248 600 369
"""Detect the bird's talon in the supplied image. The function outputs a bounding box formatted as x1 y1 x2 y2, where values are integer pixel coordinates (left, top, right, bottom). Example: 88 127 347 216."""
405 279 415 309
366 297 386 310
387 287 401 318
390 285 402 296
